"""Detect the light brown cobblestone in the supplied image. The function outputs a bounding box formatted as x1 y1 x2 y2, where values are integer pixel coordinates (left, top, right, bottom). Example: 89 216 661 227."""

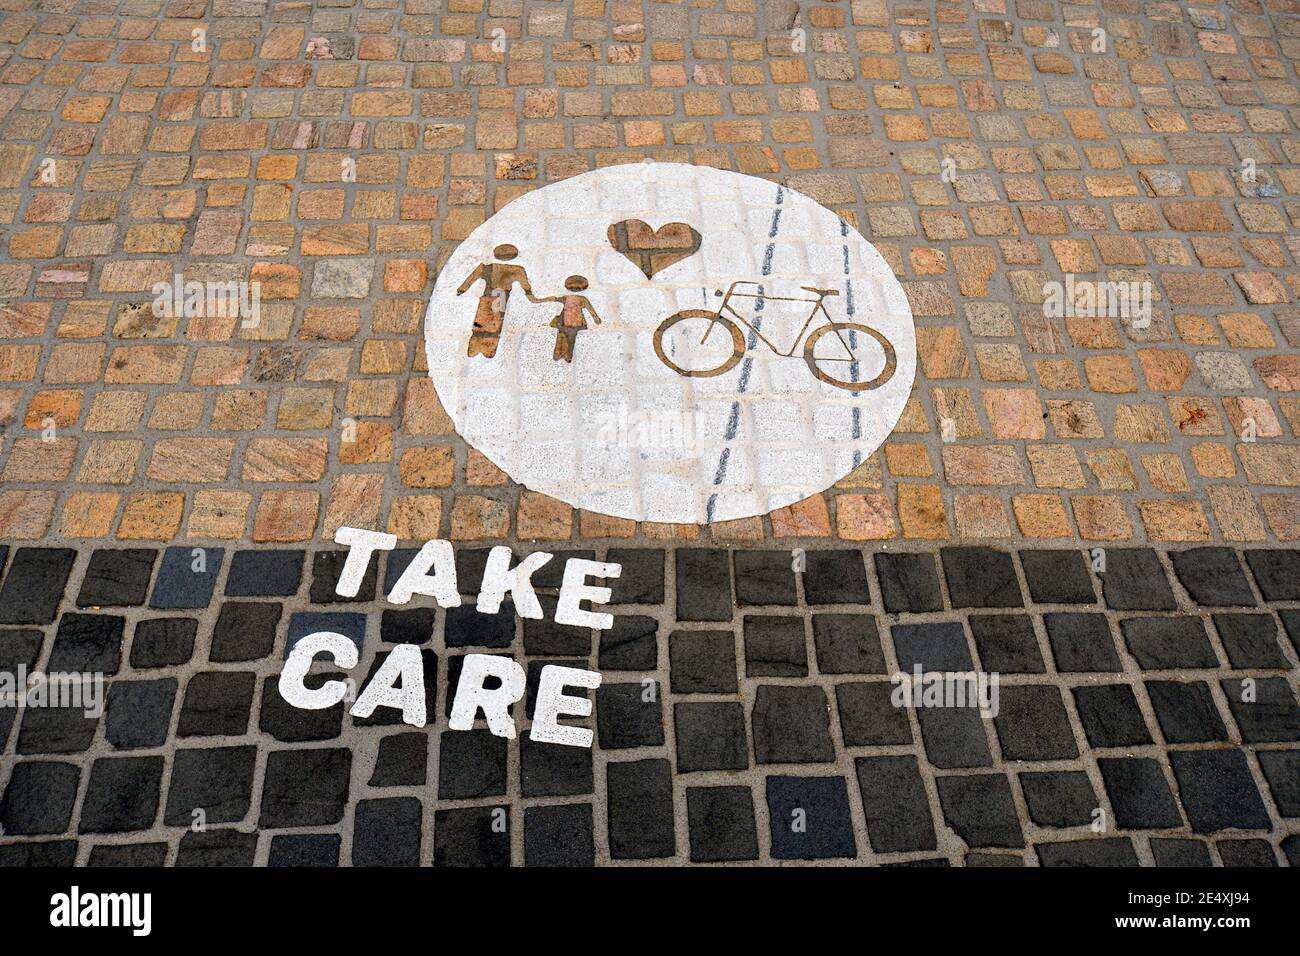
0 0 1294 548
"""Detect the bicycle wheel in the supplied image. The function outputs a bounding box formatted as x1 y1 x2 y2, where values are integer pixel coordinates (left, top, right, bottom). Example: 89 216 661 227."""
803 322 897 391
654 309 746 378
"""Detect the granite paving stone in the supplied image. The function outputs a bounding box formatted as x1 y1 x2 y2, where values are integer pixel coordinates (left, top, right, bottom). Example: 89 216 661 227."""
369 732 428 788
675 549 732 622
1168 749 1271 834
286 612 367 657
258 748 352 829
875 552 943 613
175 831 257 867
605 549 665 606
353 798 422 867
47 613 125 674
128 618 197 669
992 686 1079 761
76 549 156 608
149 547 223 610
1212 613 1291 670
1244 550 1300 602
597 615 658 671
520 737 593 799
811 614 885 674
1256 751 1300 818
1219 678 1300 743
1018 550 1096 605
310 550 377 604
355 649 438 727
765 775 857 860
733 550 798 606
268 834 341 868
87 844 170 868
443 603 515 649
801 550 871 606
1120 617 1220 670
524 659 586 721
668 630 737 694
177 672 256 738
674 702 748 773
104 680 177 750
968 614 1045 674
686 787 759 863
1144 680 1229 745
1072 685 1153 749
0 761 80 836
163 746 257 827
224 550 305 598
917 706 994 770
77 756 163 834
16 704 99 755
524 804 595 868
437 728 507 799
210 602 283 662
941 547 1023 609
380 608 435 646
1097 758 1183 830
0 550 76 625
1149 839 1214 868
606 759 675 860
258 675 344 744
1018 771 1098 829
937 774 1025 850
743 615 808 678
1216 840 1278 868
433 806 509 868
892 622 972 672
752 685 835 765
1171 548 1256 607
1098 550 1176 612
1036 839 1140 867
836 682 911 748
521 597 591 656
1043 613 1122 673
854 755 937 854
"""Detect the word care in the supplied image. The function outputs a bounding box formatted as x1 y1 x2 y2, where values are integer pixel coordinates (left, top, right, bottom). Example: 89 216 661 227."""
279 527 624 748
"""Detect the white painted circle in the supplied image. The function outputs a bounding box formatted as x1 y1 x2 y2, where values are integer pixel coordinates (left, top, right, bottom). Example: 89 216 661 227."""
424 162 916 525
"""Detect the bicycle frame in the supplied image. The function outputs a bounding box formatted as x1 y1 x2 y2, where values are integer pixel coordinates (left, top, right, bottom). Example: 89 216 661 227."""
702 281 857 361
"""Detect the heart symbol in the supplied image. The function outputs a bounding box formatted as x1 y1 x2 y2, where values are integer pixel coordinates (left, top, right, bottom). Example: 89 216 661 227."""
607 219 702 279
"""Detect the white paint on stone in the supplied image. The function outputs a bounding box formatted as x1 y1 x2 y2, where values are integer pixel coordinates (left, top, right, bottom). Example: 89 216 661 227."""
350 643 426 726
476 546 552 618
424 162 916 524
279 632 358 710
531 665 603 748
449 654 528 738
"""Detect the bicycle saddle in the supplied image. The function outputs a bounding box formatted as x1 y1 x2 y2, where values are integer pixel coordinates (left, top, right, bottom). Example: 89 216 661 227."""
800 286 840 297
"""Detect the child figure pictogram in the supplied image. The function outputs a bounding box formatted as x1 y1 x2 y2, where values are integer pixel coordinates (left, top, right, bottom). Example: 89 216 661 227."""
540 276 603 363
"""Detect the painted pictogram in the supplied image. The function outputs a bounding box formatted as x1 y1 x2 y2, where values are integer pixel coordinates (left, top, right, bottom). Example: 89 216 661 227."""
424 162 917 524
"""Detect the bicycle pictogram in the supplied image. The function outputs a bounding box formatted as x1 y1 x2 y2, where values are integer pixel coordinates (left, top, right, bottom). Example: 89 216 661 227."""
652 280 898 391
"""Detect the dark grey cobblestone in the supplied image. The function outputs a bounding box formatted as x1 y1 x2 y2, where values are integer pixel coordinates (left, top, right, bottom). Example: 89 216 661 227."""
0 544 1296 866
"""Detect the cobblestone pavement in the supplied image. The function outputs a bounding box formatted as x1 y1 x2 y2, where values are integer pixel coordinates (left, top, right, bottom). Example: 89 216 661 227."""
0 0 1299 865
0 543 1298 865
